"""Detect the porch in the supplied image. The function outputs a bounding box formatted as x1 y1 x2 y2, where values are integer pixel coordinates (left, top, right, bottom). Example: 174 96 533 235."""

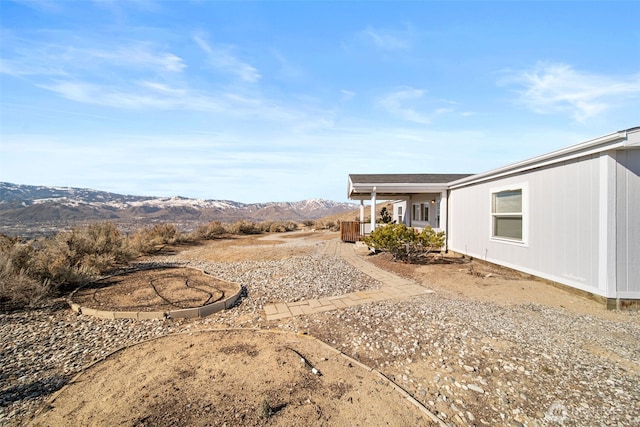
346 173 472 245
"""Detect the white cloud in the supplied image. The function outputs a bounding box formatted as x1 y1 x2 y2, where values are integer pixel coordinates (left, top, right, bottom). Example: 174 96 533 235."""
9 0 63 13
377 87 453 124
193 34 260 83
138 81 187 95
340 90 355 103
0 39 185 76
502 62 640 122
38 80 227 112
86 44 186 72
361 26 410 51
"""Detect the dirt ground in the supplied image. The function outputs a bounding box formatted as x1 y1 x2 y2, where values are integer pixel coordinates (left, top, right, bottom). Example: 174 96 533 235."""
366 250 628 322
30 330 428 427
28 231 637 426
72 267 240 312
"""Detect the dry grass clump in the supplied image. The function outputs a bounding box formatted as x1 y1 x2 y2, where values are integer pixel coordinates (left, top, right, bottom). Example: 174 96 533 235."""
226 220 262 235
0 219 307 309
258 221 298 233
0 222 132 308
0 235 51 307
190 220 299 239
193 221 226 240
314 220 340 231
127 223 186 254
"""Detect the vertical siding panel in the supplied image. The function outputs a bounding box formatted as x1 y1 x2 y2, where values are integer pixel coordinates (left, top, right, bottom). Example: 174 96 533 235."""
449 155 604 295
590 154 601 286
617 150 640 294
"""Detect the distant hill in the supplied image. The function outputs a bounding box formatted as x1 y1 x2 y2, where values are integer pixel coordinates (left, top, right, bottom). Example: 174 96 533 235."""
0 182 358 236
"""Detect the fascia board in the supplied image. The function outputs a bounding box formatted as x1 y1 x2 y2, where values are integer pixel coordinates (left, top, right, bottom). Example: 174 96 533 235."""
623 127 640 147
349 182 449 194
449 130 628 189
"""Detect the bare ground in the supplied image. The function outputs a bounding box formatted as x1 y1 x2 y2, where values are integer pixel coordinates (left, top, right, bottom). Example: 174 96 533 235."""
23 231 640 426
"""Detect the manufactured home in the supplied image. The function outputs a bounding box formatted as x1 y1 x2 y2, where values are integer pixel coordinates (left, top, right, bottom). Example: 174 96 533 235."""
348 127 640 308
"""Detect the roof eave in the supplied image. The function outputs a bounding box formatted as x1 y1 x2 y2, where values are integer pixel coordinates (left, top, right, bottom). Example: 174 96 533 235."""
348 182 450 200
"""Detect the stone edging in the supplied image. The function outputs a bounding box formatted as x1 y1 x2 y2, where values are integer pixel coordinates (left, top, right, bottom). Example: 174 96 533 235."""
67 266 243 320
28 328 446 426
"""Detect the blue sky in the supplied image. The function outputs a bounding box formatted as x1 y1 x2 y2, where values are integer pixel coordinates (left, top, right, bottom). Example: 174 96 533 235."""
1 0 639 203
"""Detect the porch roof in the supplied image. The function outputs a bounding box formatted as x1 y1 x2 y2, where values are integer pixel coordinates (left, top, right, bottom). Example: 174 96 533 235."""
348 173 472 200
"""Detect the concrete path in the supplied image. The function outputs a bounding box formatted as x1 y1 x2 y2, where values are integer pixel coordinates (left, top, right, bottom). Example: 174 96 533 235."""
263 240 433 321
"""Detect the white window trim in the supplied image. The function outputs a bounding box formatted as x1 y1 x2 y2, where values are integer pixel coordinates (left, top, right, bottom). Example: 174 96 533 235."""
413 203 421 221
490 182 529 246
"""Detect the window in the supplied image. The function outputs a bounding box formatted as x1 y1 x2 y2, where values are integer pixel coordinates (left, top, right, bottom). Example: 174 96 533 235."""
397 206 403 223
423 204 429 223
491 189 523 241
413 204 420 221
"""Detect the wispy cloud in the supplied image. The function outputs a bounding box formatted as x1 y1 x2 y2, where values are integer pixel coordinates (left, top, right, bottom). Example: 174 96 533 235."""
0 32 308 120
340 89 355 103
360 25 411 51
377 87 453 124
0 38 185 77
39 80 195 110
9 0 63 13
501 62 640 122
193 34 261 83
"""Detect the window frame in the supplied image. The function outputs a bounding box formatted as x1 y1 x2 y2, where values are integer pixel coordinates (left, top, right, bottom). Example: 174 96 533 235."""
490 183 529 246
413 203 421 221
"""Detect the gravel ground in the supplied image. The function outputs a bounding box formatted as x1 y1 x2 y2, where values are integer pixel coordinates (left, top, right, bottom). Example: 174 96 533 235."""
1 234 639 426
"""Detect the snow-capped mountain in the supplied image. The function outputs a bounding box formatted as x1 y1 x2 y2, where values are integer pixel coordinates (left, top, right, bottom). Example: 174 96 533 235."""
0 182 357 226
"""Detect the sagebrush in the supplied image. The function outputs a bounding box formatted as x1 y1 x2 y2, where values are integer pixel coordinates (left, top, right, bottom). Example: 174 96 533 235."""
363 224 445 262
0 219 305 308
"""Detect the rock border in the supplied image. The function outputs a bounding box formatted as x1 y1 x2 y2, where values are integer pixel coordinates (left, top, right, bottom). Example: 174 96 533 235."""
67 266 243 320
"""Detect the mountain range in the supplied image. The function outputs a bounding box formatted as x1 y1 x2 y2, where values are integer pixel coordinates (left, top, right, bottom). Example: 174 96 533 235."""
0 182 358 236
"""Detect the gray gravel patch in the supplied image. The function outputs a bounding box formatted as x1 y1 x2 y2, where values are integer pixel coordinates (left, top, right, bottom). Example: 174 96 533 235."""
1 239 639 426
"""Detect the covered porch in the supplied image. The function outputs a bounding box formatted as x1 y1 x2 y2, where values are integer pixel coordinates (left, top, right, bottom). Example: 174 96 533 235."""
347 173 472 242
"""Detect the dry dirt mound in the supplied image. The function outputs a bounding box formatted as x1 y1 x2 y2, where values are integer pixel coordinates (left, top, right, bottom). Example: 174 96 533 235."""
29 330 431 426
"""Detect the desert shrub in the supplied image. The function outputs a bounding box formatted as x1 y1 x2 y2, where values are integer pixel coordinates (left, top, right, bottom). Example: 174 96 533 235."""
0 222 131 307
377 207 394 224
286 221 298 231
0 264 51 307
0 236 52 306
147 223 180 244
268 222 286 233
256 221 275 233
127 223 181 254
302 220 315 228
227 220 261 235
315 220 338 231
268 221 298 233
31 222 131 282
363 224 445 262
195 221 226 240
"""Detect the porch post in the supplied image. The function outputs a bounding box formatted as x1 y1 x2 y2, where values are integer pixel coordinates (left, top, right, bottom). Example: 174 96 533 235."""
359 200 364 222
440 190 448 248
371 187 377 231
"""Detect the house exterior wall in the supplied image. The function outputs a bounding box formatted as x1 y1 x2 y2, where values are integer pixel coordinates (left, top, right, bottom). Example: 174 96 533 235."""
448 154 605 297
616 149 640 297
393 201 407 224
393 193 442 229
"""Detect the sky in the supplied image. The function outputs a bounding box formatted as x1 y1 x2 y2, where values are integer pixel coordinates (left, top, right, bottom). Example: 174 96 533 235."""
1 1 639 203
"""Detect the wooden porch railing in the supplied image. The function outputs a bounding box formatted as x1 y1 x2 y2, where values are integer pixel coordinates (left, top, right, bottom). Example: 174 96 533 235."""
340 221 366 242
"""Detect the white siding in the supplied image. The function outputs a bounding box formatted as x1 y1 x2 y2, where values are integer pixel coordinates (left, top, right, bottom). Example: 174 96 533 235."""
449 154 603 296
616 149 640 297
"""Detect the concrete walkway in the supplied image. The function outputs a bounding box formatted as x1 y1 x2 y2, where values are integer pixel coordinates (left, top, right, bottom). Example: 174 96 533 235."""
263 240 433 321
